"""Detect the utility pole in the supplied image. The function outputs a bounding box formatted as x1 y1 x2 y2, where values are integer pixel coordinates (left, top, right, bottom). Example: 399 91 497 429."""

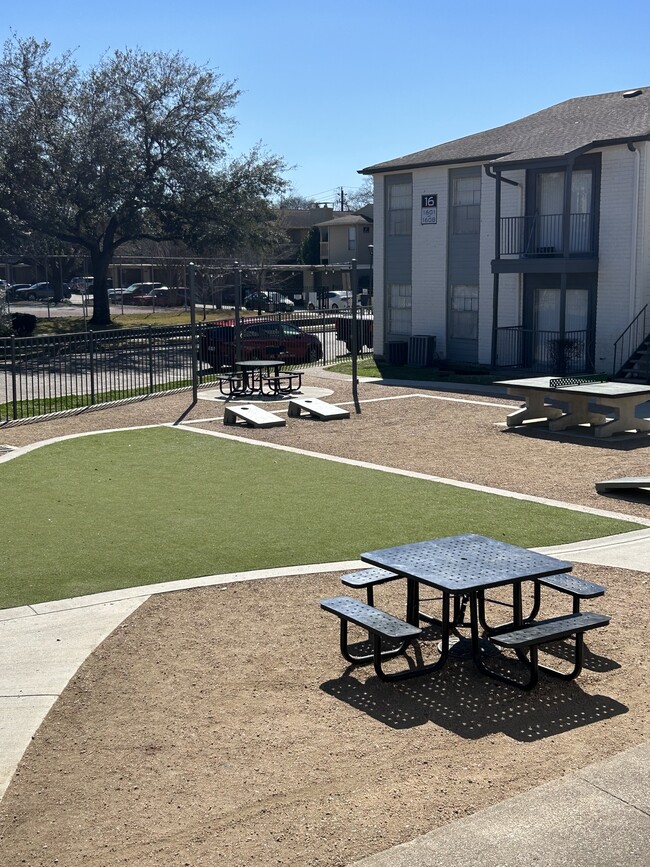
340 187 345 211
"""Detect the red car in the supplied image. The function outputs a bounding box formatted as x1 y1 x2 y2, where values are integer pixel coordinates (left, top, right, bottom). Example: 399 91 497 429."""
200 320 322 370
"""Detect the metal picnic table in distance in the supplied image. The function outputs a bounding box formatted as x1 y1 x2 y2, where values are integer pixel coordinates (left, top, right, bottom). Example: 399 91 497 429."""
497 376 650 437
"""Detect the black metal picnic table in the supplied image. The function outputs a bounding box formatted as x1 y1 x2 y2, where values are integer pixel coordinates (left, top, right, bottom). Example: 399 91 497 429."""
360 534 574 678
218 359 286 398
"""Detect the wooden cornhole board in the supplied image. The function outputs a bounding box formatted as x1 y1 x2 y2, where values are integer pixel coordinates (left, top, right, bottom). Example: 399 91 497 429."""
288 397 350 420
596 477 650 493
223 404 286 428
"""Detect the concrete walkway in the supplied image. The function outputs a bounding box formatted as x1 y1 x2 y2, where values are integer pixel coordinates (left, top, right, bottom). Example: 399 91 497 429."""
350 741 650 866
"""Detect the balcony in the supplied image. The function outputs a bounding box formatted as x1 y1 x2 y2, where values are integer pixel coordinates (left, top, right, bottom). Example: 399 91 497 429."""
499 213 595 257
495 326 592 375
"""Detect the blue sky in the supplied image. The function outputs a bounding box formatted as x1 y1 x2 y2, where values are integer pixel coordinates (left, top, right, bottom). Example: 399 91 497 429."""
3 1 650 207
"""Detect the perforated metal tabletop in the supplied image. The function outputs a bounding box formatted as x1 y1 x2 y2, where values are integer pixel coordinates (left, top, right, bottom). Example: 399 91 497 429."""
361 534 572 593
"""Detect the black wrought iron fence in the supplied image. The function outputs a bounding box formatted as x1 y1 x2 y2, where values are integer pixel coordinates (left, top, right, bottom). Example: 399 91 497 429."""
0 308 374 423
495 326 591 374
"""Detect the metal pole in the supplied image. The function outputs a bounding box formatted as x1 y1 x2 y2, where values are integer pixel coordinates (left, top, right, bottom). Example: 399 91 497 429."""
189 262 198 402
234 263 242 364
351 259 361 414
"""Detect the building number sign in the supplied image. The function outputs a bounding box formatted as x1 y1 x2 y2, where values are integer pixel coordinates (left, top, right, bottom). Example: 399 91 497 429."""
421 194 437 224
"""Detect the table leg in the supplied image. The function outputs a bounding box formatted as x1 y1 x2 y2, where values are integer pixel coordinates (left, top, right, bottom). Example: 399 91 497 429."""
468 590 539 690
506 390 565 427
548 394 607 431
592 397 650 438
372 591 452 681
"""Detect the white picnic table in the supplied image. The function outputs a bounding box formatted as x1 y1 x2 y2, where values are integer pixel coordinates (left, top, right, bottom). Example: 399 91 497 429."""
496 376 650 437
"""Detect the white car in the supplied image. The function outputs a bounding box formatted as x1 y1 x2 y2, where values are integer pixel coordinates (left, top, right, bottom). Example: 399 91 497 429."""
307 290 352 310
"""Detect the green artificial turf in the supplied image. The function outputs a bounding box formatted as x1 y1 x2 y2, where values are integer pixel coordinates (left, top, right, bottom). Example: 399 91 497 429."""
0 426 642 608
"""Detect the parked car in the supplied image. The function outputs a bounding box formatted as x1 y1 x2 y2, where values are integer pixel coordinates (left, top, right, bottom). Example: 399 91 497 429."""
109 282 166 304
199 320 322 370
307 290 352 310
69 277 92 293
12 282 72 301
243 291 294 312
133 286 189 306
69 277 112 294
4 283 31 301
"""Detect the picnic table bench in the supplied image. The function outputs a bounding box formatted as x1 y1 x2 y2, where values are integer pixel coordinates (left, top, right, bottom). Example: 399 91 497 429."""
321 595 449 682
262 370 304 396
489 611 610 689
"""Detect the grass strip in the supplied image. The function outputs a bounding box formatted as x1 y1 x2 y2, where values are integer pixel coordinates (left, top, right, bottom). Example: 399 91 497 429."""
0 426 642 609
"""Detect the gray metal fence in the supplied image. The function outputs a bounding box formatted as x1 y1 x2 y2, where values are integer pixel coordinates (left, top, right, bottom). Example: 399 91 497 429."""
0 309 374 423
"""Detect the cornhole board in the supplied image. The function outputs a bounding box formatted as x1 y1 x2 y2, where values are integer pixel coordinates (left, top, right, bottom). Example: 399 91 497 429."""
596 477 650 493
223 404 286 428
287 397 350 420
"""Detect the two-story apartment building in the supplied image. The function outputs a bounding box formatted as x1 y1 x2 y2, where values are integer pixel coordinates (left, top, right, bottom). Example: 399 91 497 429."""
360 87 650 376
314 208 374 293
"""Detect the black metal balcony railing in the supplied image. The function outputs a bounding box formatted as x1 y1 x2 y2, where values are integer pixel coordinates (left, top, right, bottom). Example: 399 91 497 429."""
499 214 595 257
495 327 592 374
613 304 647 377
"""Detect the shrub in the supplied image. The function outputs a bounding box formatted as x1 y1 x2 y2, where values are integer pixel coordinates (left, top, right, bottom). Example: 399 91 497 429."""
11 312 38 336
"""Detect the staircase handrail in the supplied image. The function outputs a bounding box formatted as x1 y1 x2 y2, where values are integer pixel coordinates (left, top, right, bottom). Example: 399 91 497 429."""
613 304 647 376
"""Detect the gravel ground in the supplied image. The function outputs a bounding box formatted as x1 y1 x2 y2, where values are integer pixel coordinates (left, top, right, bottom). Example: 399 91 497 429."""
0 370 648 867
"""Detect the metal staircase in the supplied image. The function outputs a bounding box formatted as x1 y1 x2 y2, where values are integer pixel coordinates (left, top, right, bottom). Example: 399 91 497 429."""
613 305 650 383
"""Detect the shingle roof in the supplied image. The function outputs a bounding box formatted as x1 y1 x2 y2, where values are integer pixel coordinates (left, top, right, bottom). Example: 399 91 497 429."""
278 208 333 228
315 214 373 228
360 87 650 174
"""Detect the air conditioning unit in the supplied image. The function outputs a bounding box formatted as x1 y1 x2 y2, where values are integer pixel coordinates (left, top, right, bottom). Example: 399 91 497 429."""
387 340 408 365
408 335 437 367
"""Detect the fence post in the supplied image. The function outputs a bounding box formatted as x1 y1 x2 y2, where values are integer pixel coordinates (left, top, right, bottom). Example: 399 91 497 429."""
88 330 95 404
189 263 198 402
148 326 154 394
11 335 17 420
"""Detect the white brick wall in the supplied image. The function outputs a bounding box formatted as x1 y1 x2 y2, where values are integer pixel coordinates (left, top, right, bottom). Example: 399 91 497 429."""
371 175 384 355
595 144 646 370
411 166 449 355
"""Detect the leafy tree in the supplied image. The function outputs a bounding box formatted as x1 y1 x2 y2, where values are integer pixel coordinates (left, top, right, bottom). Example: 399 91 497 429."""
0 36 286 325
298 226 320 266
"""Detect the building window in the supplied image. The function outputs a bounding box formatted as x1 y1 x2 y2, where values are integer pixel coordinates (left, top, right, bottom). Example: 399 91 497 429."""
388 182 412 236
348 226 356 251
450 285 478 339
387 282 412 334
452 176 480 234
